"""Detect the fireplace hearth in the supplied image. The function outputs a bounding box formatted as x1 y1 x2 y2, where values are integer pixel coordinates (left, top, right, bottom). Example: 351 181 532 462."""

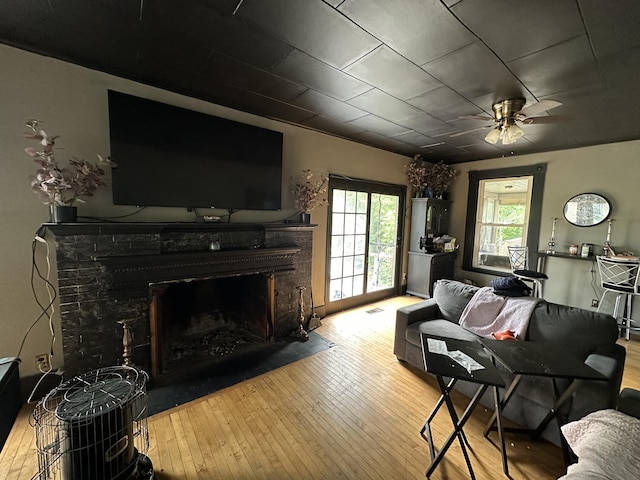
47 223 314 378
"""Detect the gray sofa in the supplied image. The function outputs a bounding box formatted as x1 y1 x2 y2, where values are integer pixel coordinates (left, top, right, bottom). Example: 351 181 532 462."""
394 279 626 445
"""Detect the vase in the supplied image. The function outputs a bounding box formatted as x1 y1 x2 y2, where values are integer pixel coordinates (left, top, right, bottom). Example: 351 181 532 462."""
299 212 311 224
50 205 77 223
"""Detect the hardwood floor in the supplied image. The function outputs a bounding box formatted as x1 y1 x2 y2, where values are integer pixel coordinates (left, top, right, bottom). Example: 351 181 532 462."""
2 296 640 479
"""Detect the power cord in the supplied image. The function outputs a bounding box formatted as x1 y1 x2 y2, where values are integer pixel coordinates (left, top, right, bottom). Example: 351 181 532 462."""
16 226 63 403
78 206 147 222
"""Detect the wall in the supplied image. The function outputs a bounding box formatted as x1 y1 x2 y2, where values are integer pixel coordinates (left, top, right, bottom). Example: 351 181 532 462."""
448 141 640 313
0 44 409 377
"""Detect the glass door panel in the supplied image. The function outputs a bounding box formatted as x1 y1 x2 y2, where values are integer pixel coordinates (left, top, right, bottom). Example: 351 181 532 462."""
326 178 404 312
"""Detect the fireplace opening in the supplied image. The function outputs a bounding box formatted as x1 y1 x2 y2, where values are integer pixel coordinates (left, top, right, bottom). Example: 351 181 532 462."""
149 273 275 381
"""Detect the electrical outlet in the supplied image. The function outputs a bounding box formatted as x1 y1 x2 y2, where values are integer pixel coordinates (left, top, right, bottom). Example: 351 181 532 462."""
35 353 50 371
591 299 599 308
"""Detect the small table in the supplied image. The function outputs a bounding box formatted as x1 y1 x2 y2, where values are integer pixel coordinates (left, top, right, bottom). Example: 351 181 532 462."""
479 339 607 461
420 334 507 479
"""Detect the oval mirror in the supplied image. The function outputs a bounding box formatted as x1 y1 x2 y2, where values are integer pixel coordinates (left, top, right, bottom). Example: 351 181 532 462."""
563 193 611 227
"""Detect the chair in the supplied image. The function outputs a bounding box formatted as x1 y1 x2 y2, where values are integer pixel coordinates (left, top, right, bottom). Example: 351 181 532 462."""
507 246 548 298
596 255 640 340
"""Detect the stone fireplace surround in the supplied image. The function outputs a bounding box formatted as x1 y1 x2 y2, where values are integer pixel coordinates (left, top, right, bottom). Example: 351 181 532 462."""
46 222 314 379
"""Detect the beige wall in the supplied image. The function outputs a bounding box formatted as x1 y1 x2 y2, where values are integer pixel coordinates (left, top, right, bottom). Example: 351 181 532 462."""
0 44 409 376
2 43 639 378
448 141 640 312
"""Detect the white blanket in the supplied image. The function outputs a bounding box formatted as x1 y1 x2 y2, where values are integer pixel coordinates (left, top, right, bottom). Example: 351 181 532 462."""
458 287 540 339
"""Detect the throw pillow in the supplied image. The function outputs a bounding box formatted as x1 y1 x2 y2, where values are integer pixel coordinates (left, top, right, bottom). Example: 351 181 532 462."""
559 409 640 480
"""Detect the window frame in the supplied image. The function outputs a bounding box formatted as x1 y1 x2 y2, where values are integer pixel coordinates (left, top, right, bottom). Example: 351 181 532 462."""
462 164 546 275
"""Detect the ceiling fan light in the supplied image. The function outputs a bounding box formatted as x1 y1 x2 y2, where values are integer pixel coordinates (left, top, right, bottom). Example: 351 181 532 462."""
503 124 524 144
484 128 501 144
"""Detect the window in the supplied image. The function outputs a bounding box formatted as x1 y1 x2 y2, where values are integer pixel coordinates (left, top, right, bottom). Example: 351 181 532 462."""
463 164 546 274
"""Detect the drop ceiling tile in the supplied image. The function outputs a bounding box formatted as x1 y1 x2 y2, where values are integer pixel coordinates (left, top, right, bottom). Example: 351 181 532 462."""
234 91 317 124
508 36 601 98
451 0 584 62
422 42 520 100
522 129 580 150
352 131 414 154
560 115 626 145
203 52 306 102
344 45 442 100
139 34 211 72
599 45 640 97
196 0 240 16
144 1 295 70
301 115 368 137
273 50 372 101
348 115 412 137
291 90 368 122
347 89 423 122
408 86 483 122
539 83 610 116
339 0 475 65
237 0 380 69
579 0 640 58
445 132 493 148
395 113 451 137
391 130 438 148
85 0 142 20
456 140 510 157
419 143 470 162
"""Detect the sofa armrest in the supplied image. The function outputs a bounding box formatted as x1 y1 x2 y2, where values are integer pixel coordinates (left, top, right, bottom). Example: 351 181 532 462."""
393 299 439 360
568 345 626 422
618 388 640 419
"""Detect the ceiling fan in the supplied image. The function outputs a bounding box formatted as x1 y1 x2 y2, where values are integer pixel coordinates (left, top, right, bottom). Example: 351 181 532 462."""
452 98 563 145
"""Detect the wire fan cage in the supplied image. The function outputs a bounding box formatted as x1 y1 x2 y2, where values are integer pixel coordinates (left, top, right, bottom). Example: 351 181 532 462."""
32 365 153 480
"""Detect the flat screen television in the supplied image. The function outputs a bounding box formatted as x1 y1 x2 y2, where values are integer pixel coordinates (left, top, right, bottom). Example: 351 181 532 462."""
108 90 283 210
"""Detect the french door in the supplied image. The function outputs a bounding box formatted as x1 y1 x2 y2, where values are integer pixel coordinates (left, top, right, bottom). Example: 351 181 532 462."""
326 176 405 313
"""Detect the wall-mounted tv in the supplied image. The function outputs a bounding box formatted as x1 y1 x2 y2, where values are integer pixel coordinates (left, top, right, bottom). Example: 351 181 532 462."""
108 90 283 210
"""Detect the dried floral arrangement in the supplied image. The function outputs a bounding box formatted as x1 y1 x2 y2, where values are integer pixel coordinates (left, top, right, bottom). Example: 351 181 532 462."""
291 169 329 213
403 154 428 196
424 159 459 195
24 120 113 206
403 154 458 196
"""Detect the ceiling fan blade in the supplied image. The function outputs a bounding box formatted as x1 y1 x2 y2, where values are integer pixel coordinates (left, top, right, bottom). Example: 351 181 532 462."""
449 124 494 137
519 114 574 125
517 100 562 117
460 114 496 121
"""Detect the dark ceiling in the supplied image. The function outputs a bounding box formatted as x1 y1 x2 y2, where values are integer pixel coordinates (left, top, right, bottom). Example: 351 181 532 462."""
2 0 640 164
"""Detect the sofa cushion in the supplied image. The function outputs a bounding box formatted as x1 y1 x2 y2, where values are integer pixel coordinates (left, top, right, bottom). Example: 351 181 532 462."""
432 279 479 323
559 409 640 480
406 319 478 348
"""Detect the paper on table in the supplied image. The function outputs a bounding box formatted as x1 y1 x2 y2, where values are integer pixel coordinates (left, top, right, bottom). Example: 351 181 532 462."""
426 338 485 373
448 350 485 372
427 338 448 355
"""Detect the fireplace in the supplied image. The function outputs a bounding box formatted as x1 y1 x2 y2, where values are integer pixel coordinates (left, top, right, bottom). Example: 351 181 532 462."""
47 223 314 378
149 273 275 379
